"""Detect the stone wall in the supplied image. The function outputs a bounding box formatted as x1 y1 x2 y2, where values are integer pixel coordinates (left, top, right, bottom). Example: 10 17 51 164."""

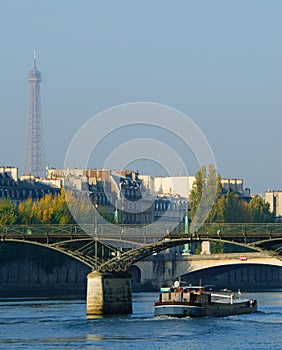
0 242 91 297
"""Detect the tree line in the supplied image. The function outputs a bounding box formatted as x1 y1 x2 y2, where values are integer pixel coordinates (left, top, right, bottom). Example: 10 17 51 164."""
0 188 74 225
189 165 275 224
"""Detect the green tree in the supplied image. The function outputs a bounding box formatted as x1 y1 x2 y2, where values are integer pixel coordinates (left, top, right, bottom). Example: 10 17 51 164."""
99 207 114 223
216 192 252 223
249 196 274 223
0 198 18 225
189 166 206 222
206 165 223 222
222 192 240 222
189 166 256 224
189 165 220 226
239 199 252 222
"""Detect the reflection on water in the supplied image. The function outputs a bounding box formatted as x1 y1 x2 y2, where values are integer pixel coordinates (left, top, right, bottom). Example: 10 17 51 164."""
86 314 104 319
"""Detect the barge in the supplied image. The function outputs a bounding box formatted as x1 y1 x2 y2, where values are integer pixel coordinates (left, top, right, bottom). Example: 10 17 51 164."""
154 280 258 317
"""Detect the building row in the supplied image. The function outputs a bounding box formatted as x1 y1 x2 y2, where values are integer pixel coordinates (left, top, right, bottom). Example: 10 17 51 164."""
0 166 59 204
1 166 282 221
46 168 251 199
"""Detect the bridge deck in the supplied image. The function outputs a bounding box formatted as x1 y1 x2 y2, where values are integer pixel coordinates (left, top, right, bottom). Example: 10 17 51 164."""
1 223 281 271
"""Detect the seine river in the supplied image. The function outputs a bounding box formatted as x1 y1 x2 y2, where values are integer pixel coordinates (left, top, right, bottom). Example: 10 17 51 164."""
0 292 281 349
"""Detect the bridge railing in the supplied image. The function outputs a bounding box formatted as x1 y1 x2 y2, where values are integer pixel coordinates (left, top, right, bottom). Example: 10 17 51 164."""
197 223 282 236
0 224 81 236
0 224 175 245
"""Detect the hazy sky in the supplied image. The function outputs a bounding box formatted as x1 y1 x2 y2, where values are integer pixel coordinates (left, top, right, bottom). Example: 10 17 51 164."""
0 0 281 194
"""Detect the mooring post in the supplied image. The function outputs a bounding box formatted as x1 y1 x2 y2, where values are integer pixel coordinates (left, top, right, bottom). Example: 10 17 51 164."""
86 271 132 315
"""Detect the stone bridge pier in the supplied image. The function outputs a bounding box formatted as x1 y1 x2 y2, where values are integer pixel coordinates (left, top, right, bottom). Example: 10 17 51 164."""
86 271 132 315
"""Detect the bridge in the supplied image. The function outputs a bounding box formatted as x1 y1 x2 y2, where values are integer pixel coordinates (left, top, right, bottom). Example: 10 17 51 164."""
1 223 281 271
1 223 281 315
135 251 282 292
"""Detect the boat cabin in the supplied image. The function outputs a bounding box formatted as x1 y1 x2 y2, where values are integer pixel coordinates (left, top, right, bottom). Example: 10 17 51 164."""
159 286 211 305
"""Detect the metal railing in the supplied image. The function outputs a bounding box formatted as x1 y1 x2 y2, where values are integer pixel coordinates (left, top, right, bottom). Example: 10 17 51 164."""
1 223 282 236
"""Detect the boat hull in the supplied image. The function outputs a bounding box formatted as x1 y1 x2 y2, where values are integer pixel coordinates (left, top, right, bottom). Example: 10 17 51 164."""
154 300 258 318
154 303 204 317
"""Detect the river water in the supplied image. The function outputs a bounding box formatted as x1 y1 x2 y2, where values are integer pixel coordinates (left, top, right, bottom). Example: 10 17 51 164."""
0 292 281 349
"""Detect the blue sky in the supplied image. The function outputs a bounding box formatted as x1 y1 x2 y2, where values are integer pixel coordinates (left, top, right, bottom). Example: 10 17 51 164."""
0 0 281 194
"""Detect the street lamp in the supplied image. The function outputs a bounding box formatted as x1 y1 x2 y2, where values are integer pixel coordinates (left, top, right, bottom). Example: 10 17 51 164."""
114 203 118 224
94 201 99 271
273 193 278 219
183 206 190 255
94 202 98 235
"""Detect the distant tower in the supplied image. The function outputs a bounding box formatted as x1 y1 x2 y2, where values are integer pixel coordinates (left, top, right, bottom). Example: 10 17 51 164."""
24 49 46 177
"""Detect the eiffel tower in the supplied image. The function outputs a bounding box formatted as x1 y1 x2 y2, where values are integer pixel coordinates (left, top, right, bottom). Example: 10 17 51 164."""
24 50 46 177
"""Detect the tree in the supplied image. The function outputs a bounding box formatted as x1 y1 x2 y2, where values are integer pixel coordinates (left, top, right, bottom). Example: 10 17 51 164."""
189 166 272 224
30 189 75 225
189 166 206 222
222 192 240 222
18 197 34 224
239 199 252 222
249 196 274 223
51 188 73 224
206 165 223 222
215 192 252 223
189 165 220 227
0 199 18 225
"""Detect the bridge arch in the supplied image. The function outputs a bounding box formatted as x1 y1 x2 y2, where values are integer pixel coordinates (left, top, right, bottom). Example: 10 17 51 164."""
99 236 282 272
1 239 94 268
0 241 91 297
179 263 282 291
127 265 141 285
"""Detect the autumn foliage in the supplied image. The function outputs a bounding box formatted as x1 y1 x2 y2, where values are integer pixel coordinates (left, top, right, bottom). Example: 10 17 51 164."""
0 188 74 225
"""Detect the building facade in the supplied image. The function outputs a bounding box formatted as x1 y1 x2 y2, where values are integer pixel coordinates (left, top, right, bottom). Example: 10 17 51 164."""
154 175 195 198
265 191 282 219
154 175 251 201
0 167 59 204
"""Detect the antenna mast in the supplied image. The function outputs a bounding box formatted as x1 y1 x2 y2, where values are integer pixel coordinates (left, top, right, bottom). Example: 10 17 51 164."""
33 49 36 69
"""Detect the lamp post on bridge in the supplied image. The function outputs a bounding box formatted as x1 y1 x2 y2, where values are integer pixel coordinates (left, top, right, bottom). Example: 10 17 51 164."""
183 206 191 254
94 202 98 271
94 202 98 235
114 201 118 224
